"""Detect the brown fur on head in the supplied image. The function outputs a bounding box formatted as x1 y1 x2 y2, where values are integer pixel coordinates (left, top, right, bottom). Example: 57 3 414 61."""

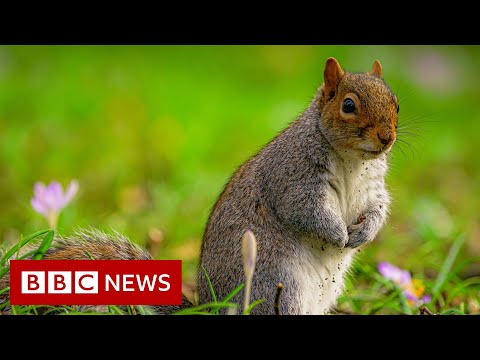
318 57 399 159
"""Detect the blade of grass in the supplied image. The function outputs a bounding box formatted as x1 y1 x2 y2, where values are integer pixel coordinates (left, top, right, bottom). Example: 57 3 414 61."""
382 302 405 314
0 286 10 295
108 305 125 315
139 306 157 315
399 291 413 315
440 309 465 315
137 305 146 315
221 283 244 304
42 305 77 315
0 267 9 279
0 248 45 278
32 230 55 260
85 250 94 260
444 256 480 285
201 265 217 303
60 311 113 315
365 286 404 315
0 302 9 311
446 276 480 304
176 311 215 315
0 229 50 267
432 233 466 303
172 301 238 315
17 249 39 260
210 283 244 314
243 299 264 315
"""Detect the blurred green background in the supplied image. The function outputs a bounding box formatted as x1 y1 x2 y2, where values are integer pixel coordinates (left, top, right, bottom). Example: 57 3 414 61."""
1 45 479 286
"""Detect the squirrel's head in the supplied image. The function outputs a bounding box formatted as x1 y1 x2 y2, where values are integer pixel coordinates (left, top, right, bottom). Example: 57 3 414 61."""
318 57 398 159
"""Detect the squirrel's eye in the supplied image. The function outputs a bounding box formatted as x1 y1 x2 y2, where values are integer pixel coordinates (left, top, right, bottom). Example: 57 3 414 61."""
342 98 356 114
397 104 400 113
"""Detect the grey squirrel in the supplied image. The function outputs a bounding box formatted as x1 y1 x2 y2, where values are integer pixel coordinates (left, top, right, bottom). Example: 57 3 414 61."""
0 58 398 315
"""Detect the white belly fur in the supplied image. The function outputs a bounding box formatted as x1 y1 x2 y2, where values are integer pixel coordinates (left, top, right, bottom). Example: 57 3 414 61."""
329 155 388 225
292 155 387 314
290 243 354 314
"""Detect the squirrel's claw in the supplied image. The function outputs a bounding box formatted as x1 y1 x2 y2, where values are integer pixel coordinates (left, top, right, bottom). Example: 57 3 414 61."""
323 224 349 249
346 223 371 249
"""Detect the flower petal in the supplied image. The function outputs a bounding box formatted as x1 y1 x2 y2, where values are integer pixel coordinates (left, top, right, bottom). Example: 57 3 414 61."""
45 181 65 211
378 262 400 280
421 295 432 304
64 180 79 204
242 230 257 279
399 270 412 285
31 197 47 216
404 289 418 301
33 182 46 197
378 262 413 286
378 262 393 277
47 181 63 199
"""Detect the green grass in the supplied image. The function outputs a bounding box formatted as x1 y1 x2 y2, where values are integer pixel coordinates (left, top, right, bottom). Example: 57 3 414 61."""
0 230 260 315
337 232 479 315
0 45 479 314
0 227 477 315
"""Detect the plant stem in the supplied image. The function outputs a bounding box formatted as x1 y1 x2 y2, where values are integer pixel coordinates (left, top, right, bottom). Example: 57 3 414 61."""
243 277 251 314
274 283 283 315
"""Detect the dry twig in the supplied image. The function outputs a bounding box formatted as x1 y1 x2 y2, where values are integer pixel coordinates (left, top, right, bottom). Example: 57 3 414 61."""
274 282 283 315
419 306 439 315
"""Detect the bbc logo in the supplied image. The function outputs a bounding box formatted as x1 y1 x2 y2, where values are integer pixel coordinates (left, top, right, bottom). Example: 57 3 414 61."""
22 271 99 294
10 260 182 305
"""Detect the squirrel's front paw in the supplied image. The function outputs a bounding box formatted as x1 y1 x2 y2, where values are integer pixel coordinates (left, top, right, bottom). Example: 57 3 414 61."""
324 224 349 249
346 223 371 248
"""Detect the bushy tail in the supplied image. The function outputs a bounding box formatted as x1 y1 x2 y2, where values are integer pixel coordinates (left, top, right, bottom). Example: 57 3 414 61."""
0 228 193 314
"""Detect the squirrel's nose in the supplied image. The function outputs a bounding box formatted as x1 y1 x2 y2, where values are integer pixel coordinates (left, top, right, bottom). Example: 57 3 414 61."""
377 132 393 146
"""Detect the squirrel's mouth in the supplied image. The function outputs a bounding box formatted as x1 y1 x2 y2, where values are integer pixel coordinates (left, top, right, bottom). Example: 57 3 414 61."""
359 140 395 157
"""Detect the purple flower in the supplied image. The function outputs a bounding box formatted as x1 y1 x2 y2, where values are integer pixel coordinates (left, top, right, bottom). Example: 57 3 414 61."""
31 180 79 229
378 262 411 286
378 262 431 307
420 295 432 304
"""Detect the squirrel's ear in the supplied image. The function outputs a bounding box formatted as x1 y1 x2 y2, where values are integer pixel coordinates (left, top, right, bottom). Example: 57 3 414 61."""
370 59 382 78
324 57 344 99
